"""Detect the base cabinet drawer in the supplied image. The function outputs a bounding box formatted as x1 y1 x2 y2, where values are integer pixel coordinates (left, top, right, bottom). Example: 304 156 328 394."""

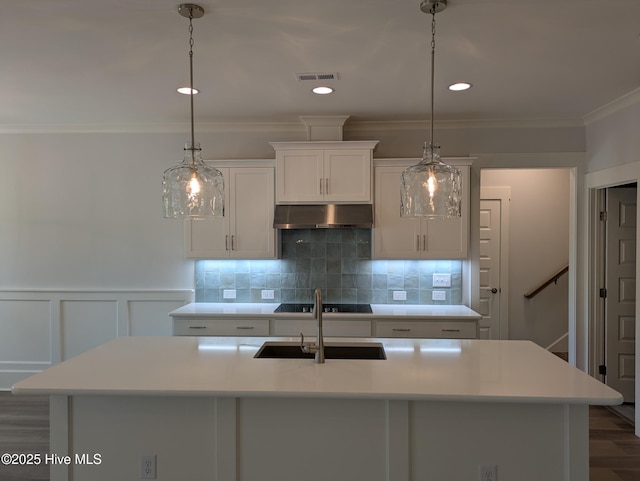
375 320 477 339
173 319 270 336
271 319 372 338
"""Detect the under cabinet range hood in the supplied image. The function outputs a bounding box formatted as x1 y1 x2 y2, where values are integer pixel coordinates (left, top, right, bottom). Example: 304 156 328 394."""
273 204 373 229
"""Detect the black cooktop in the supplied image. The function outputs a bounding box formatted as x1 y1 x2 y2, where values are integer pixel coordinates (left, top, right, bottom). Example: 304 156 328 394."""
275 303 372 313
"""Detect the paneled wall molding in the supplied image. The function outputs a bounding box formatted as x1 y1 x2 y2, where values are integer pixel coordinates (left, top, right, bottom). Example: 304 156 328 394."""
0 289 194 391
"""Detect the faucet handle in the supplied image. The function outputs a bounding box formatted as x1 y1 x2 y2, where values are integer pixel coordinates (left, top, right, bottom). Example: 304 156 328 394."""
299 333 308 353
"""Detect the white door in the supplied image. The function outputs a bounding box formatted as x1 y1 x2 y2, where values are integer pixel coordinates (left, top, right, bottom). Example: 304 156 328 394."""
479 199 502 339
605 186 637 402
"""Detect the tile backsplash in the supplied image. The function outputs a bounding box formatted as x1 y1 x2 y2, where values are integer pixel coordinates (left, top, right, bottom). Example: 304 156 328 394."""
195 229 462 304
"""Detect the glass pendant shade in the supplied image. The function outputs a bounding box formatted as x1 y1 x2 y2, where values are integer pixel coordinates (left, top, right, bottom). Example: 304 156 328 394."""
400 144 462 218
162 143 224 219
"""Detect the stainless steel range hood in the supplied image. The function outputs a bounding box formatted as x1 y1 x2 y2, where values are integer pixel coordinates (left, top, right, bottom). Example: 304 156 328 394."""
273 204 373 229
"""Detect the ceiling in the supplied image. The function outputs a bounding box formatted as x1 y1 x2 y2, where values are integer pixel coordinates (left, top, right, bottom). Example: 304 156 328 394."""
2 0 640 131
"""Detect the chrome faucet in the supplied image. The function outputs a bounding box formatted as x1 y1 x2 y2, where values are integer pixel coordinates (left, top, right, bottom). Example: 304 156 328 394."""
300 288 325 363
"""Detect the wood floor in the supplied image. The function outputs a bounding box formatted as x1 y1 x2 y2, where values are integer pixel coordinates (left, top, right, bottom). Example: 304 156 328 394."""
0 392 637 481
590 405 640 481
0 393 49 481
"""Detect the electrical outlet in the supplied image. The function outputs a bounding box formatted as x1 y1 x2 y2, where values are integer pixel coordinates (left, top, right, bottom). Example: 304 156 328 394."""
479 464 497 481
261 289 274 299
432 290 446 301
223 289 236 299
392 290 407 301
140 455 156 479
432 273 451 287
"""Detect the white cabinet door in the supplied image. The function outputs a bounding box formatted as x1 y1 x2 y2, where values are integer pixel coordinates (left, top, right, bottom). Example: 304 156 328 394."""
373 166 421 259
185 167 276 259
374 320 478 339
173 318 270 336
372 162 469 259
273 141 378 204
275 149 324 202
323 150 372 202
229 168 276 258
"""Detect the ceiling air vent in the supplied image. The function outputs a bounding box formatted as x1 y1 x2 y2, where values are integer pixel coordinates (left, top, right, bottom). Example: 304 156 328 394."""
296 72 339 82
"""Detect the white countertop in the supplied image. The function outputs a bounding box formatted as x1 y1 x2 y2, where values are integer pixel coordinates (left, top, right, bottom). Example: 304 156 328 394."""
12 336 621 405
169 303 481 320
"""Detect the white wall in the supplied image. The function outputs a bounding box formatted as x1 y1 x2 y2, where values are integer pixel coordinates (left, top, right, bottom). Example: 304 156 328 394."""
0 123 585 291
585 92 640 173
0 133 191 288
481 169 570 348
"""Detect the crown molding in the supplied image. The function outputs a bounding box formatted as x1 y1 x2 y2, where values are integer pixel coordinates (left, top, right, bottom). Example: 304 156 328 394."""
583 87 640 126
0 121 305 135
0 116 586 135
345 117 585 132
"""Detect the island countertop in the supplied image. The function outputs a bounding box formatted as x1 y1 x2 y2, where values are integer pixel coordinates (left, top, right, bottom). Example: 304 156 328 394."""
169 302 481 320
12 336 621 405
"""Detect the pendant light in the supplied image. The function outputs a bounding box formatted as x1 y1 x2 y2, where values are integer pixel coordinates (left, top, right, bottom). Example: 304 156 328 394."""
162 4 224 219
400 0 461 218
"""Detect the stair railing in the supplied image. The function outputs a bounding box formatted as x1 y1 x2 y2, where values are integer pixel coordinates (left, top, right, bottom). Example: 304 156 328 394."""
524 265 569 299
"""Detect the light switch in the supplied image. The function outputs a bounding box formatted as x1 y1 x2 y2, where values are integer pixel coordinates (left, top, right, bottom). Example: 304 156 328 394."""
433 273 451 288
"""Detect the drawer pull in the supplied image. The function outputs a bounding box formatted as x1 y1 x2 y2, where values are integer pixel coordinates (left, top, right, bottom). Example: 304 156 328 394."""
236 326 255 330
189 326 207 330
392 328 411 332
441 329 461 332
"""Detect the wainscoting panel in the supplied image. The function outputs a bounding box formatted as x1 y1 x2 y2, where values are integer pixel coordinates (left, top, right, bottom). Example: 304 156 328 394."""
0 290 193 390
128 300 182 337
61 300 118 361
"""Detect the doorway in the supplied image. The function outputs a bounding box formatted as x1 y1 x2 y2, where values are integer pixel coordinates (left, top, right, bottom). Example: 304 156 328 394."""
595 184 637 407
480 168 571 345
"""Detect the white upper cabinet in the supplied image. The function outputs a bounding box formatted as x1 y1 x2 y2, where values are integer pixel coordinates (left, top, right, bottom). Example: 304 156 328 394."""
271 141 379 204
185 166 276 259
372 159 473 260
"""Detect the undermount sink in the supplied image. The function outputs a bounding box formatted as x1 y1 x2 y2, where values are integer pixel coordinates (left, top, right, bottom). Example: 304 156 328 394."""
254 342 386 360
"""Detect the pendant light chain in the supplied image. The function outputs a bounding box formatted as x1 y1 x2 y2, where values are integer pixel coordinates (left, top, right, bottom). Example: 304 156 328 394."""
163 4 224 219
187 8 197 167
429 7 437 150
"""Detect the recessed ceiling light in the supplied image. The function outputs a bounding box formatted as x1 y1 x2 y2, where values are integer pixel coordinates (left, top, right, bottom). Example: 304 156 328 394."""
448 82 472 91
312 86 334 95
177 87 200 95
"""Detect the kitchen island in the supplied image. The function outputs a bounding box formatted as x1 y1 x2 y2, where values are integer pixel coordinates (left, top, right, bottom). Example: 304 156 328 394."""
12 336 621 481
